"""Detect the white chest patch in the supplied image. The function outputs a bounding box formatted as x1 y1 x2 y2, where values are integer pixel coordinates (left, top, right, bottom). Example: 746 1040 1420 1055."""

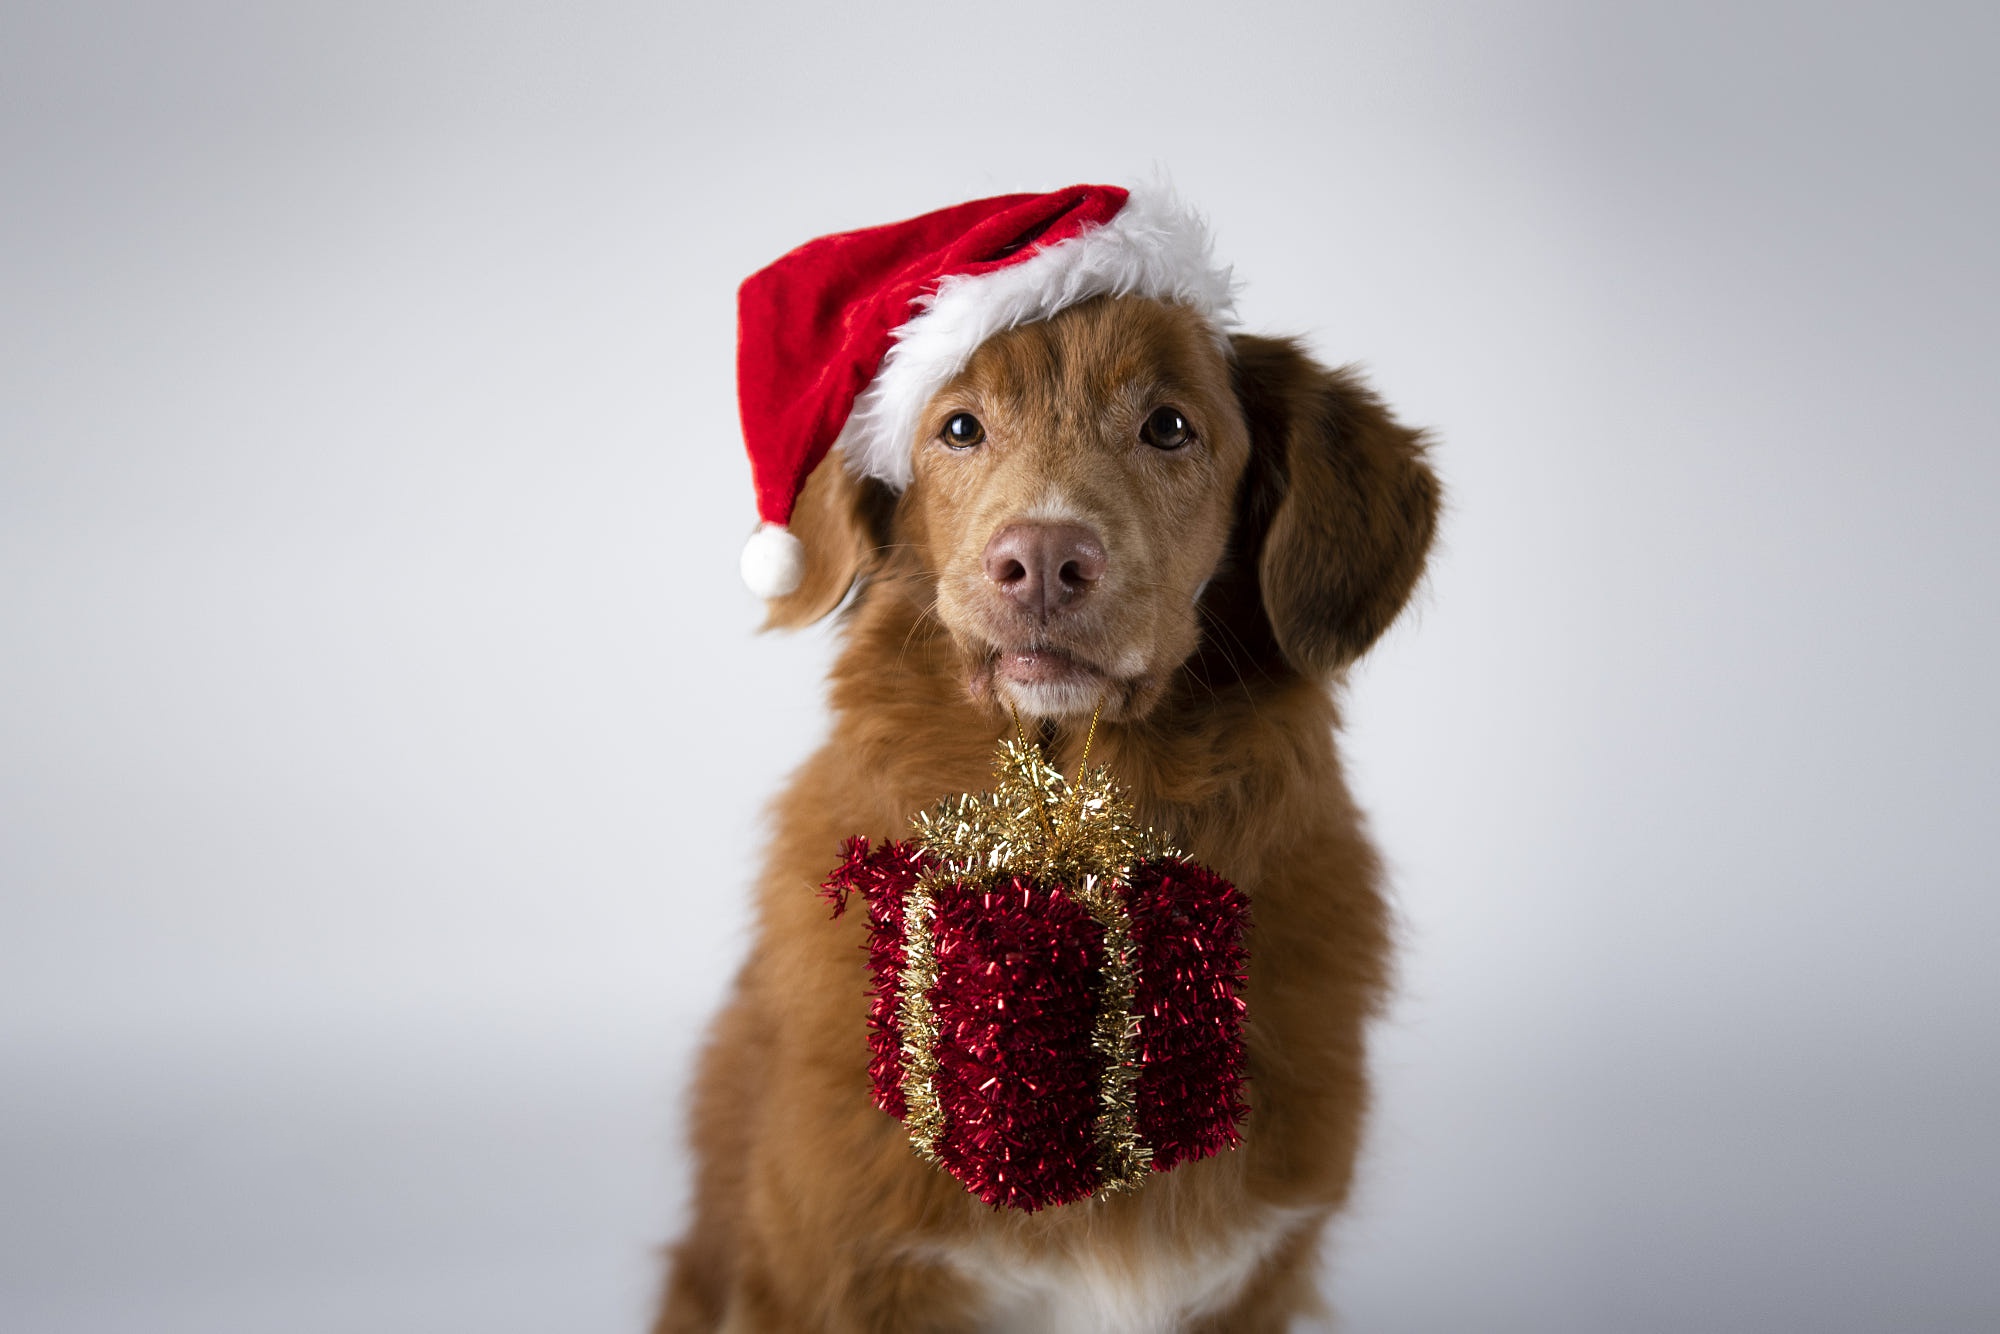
947 1206 1318 1334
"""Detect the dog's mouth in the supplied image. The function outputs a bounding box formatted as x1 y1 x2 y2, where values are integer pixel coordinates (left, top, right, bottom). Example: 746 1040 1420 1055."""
966 639 1148 720
993 645 1101 689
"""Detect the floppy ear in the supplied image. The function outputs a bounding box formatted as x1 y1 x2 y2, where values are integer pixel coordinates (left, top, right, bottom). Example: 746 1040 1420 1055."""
1231 334 1441 674
761 451 891 630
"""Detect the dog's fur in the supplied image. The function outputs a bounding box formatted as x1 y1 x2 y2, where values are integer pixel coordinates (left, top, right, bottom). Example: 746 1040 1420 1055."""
658 295 1439 1332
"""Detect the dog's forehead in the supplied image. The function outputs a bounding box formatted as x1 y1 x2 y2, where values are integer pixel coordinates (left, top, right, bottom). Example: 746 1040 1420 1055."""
952 296 1229 412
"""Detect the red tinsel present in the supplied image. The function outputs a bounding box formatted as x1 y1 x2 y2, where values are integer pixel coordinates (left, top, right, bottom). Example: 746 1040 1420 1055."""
824 730 1249 1212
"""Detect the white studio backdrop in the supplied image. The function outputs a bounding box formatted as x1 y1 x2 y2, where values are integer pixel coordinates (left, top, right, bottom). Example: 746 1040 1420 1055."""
2 2 1995 1330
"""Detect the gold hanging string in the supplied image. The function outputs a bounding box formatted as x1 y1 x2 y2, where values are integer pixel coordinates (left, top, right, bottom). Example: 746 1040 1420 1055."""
1062 697 1104 848
1077 698 1102 773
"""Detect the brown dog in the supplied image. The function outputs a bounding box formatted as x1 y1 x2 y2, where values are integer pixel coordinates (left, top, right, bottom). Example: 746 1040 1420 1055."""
658 292 1438 1331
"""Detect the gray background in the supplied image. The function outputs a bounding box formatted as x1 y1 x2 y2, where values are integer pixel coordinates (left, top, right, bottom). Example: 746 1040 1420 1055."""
3 1 1996 1330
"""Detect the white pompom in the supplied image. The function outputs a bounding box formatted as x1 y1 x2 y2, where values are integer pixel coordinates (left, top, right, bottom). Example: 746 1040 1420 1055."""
740 522 805 598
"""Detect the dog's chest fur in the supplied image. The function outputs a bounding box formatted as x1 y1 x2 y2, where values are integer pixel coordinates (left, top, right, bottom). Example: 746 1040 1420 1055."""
938 1205 1314 1333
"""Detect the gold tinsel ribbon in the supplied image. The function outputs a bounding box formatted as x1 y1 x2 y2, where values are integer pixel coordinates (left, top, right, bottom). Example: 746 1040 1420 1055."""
894 705 1171 1195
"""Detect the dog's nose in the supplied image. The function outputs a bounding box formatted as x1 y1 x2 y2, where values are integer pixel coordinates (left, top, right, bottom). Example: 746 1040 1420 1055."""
983 522 1107 621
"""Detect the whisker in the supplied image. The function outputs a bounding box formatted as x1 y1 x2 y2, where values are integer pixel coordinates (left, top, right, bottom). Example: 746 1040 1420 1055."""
895 592 945 673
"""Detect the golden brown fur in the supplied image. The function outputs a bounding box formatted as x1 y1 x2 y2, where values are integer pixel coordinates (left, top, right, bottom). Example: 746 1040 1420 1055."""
658 296 1439 1331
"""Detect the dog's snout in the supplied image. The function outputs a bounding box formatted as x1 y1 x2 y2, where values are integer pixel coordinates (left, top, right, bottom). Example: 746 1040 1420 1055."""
983 522 1107 621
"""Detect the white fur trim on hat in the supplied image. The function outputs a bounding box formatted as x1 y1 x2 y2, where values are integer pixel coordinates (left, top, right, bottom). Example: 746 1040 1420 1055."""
832 185 1238 490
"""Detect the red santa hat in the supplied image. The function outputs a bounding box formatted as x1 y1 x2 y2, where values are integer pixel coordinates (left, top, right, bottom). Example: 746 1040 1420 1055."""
735 183 1238 597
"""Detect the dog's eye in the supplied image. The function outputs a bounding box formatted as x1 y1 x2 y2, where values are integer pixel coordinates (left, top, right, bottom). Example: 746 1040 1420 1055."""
942 413 985 449
1141 405 1194 450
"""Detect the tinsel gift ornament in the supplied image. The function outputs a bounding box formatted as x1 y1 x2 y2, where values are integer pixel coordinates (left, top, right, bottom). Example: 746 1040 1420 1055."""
823 716 1250 1212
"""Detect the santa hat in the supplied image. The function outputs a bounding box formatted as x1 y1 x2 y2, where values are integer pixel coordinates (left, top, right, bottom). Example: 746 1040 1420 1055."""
736 183 1238 598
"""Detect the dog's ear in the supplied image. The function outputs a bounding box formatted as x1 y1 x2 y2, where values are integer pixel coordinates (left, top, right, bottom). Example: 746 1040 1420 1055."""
1231 334 1440 674
761 451 890 630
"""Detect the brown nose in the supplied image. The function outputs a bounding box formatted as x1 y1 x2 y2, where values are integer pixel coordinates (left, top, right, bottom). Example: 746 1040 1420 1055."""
982 521 1107 621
